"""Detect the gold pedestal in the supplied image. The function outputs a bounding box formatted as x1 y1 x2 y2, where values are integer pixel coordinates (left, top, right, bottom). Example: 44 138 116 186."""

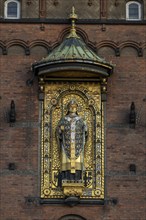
62 181 84 197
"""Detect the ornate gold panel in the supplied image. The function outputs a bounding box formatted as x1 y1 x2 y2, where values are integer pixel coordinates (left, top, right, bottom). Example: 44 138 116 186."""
40 81 104 200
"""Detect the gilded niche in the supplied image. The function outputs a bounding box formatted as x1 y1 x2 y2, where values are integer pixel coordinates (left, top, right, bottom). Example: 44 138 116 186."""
41 81 104 200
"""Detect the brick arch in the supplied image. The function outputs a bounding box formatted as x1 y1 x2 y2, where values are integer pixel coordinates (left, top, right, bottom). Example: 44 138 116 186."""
6 39 28 49
57 27 89 43
120 41 140 56
29 40 51 52
6 40 28 55
97 41 117 56
29 40 51 57
77 27 98 52
56 27 98 53
0 42 5 49
58 214 87 220
120 46 138 57
30 46 49 58
7 45 26 55
98 47 116 57
98 41 117 50
0 42 6 55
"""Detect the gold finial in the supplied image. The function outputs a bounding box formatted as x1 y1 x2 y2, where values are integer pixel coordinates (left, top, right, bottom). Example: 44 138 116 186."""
67 6 80 39
70 6 78 20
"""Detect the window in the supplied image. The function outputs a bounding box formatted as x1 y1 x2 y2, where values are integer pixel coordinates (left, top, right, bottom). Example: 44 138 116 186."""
126 1 142 20
59 214 86 220
4 0 20 19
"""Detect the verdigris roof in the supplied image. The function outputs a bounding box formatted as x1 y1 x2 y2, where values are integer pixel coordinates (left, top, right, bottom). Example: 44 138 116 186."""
32 7 113 78
40 30 105 64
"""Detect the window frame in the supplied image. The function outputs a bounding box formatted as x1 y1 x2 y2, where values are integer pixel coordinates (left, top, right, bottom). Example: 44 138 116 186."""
126 1 142 20
4 0 20 19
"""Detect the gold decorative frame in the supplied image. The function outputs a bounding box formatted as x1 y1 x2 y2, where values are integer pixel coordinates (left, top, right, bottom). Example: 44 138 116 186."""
40 81 104 201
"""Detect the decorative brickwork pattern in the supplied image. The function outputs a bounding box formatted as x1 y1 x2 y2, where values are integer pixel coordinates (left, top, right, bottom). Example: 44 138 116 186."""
0 17 146 220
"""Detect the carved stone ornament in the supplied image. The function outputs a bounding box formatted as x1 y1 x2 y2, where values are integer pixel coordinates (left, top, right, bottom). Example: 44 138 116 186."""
40 81 105 202
32 7 114 204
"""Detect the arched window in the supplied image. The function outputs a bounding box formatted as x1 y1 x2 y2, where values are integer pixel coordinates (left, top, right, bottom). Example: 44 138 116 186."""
58 214 86 220
126 1 142 20
4 0 20 19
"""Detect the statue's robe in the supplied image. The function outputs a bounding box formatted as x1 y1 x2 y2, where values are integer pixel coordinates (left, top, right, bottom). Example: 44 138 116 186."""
57 114 87 178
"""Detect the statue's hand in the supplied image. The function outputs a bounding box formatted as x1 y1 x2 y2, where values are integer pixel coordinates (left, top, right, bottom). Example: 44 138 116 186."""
60 125 64 131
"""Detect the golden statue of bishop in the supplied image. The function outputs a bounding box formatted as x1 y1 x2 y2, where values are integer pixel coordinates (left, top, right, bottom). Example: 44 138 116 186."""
56 100 88 182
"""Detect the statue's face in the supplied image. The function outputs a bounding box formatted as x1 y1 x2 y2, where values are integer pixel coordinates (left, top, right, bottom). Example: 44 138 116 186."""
69 104 77 113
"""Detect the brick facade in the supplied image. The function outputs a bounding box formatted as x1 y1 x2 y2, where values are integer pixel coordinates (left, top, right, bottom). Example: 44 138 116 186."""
0 1 146 220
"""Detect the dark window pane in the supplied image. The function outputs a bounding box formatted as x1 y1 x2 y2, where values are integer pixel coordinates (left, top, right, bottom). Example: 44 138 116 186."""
7 2 17 17
129 3 139 19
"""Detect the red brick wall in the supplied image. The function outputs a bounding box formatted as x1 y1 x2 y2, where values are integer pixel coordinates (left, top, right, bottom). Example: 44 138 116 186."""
0 23 146 220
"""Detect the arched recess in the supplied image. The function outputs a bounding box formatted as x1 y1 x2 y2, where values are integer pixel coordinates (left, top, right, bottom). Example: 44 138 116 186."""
30 40 52 57
7 45 25 55
30 46 49 58
120 41 143 57
6 40 28 55
120 46 138 57
98 46 115 57
58 214 86 220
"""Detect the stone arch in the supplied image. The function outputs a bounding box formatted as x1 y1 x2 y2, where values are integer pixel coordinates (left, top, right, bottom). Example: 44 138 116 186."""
58 214 87 220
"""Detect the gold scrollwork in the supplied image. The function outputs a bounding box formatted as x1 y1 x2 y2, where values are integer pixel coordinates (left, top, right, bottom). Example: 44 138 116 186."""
41 81 104 199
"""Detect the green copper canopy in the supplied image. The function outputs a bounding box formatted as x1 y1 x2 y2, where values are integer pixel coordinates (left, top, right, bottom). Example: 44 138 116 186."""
33 7 113 78
38 7 106 65
41 35 105 64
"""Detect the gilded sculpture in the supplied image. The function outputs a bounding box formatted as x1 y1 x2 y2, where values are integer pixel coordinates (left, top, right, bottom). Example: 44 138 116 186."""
41 82 104 201
37 6 112 204
56 100 88 195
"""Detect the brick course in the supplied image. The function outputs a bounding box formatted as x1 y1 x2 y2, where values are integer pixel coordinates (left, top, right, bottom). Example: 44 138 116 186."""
0 22 146 220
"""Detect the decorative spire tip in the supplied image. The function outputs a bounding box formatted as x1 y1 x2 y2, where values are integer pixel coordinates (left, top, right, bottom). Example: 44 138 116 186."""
70 6 78 20
67 6 79 39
